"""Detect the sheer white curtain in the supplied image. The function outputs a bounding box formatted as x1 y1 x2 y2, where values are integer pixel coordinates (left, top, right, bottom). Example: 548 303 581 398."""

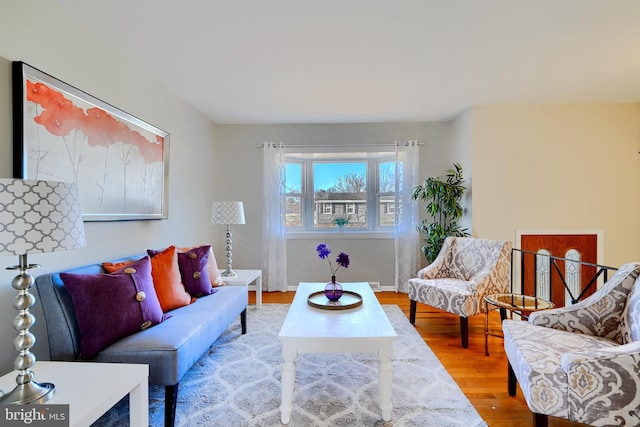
262 142 288 292
394 141 420 293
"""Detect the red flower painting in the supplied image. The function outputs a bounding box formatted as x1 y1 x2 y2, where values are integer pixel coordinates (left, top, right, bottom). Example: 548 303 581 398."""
20 66 168 220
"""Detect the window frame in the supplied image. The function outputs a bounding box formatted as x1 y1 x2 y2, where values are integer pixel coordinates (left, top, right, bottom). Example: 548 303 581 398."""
283 151 397 233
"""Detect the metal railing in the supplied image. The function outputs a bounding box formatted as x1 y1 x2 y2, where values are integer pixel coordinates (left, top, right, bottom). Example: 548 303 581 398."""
511 248 618 306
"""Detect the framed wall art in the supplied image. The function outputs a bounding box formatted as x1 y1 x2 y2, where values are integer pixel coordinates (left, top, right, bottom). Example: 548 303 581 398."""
12 61 169 221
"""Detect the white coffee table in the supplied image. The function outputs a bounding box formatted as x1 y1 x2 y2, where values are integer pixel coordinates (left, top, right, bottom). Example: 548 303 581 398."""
0 361 148 427
278 282 398 424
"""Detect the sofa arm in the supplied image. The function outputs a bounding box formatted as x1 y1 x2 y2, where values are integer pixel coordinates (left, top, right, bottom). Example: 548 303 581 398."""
560 341 640 425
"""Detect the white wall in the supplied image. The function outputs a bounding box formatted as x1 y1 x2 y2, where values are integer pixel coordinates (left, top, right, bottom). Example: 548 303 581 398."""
451 108 474 235
213 122 453 286
470 104 640 266
0 2 219 373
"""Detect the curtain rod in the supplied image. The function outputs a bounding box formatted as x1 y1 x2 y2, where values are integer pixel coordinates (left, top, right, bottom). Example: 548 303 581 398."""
256 141 424 148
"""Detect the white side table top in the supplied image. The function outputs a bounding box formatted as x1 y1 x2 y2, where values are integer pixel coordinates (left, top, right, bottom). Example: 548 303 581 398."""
220 269 262 308
0 361 148 427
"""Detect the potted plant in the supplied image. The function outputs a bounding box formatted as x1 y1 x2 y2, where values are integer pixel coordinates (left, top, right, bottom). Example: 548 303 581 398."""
333 216 350 231
412 162 469 263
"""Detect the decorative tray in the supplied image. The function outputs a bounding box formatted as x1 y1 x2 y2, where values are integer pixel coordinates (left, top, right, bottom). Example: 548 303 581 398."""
307 290 363 310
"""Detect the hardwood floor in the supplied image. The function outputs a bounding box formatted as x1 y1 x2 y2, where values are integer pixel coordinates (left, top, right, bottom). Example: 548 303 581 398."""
250 290 589 427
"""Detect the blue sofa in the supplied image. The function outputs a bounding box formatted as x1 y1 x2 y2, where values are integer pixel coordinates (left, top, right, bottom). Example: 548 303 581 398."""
34 253 248 427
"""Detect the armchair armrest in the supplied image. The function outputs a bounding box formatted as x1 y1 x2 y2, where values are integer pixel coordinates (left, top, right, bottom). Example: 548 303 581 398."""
468 264 509 295
561 340 640 370
416 254 446 280
529 262 640 340
529 287 629 340
415 238 452 280
560 341 640 425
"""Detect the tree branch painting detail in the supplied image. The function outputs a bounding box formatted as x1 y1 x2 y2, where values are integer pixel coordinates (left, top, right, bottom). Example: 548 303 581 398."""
13 62 169 221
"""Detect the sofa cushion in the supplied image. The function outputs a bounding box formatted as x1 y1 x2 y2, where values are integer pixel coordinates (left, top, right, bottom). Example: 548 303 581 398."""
60 255 165 359
93 285 248 385
147 245 193 312
179 244 224 287
177 245 213 297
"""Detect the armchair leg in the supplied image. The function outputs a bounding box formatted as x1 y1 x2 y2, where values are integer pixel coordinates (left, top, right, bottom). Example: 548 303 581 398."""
508 362 517 396
460 317 469 348
533 413 548 427
409 300 417 324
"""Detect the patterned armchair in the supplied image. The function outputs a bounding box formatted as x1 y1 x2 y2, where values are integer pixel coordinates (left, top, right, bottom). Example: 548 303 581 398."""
408 237 512 348
503 262 640 427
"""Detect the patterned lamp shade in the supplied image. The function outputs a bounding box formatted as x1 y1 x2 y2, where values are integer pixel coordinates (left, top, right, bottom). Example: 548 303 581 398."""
0 179 87 256
211 201 246 226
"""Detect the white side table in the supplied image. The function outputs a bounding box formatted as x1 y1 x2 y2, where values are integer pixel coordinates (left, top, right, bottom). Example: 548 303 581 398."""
221 269 263 308
0 361 148 427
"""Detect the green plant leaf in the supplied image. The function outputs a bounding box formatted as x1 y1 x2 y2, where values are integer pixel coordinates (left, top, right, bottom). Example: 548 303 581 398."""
413 162 467 262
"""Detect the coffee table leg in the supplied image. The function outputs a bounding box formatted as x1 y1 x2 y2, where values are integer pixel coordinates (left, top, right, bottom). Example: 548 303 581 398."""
378 345 393 421
280 343 297 424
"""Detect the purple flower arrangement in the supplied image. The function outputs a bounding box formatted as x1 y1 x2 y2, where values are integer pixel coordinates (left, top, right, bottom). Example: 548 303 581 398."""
316 243 350 276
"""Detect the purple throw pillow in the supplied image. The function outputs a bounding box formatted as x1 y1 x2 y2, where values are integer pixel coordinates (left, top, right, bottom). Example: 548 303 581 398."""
60 256 164 359
177 245 213 297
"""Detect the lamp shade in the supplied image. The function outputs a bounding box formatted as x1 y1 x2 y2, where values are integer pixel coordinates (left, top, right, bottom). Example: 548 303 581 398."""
0 179 87 256
211 201 245 226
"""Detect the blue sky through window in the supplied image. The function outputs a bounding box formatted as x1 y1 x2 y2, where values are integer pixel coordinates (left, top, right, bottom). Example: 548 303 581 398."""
284 162 368 192
313 163 366 191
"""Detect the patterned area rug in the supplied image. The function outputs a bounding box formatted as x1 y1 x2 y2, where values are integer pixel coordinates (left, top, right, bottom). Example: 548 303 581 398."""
94 304 486 426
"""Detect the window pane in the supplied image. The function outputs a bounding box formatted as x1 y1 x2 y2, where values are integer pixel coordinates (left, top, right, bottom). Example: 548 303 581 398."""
285 196 302 226
314 162 366 228
379 161 396 193
378 196 397 226
284 163 301 193
284 163 302 226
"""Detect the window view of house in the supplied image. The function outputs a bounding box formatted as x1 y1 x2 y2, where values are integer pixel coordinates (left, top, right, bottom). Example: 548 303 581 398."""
283 154 399 231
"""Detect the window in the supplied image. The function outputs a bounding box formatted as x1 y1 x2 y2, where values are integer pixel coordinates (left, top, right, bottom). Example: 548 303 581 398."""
345 203 356 214
284 152 398 232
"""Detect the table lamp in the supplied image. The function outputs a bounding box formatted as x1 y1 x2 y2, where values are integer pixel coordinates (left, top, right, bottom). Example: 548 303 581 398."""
211 201 245 277
0 178 86 404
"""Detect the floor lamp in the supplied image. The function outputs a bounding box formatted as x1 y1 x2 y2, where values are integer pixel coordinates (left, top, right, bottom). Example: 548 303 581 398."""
211 201 245 277
0 179 86 404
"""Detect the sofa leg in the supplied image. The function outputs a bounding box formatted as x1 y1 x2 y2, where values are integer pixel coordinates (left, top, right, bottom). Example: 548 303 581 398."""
460 317 469 348
240 308 247 334
165 383 179 427
533 412 548 427
409 300 417 324
508 362 517 396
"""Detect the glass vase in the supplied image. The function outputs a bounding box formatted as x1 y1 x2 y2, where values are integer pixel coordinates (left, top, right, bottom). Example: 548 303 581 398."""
324 275 343 301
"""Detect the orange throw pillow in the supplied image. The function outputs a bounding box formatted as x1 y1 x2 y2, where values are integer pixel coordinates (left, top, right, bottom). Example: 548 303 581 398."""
102 260 134 273
147 246 193 311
